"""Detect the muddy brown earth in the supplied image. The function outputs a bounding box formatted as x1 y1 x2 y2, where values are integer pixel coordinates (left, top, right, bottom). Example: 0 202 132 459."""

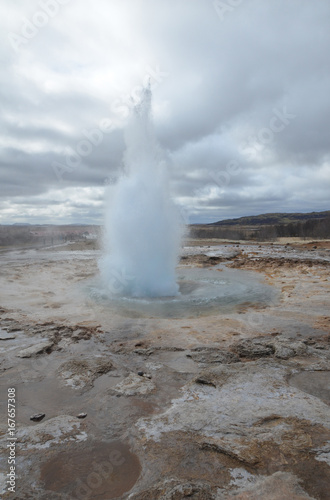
0 240 329 499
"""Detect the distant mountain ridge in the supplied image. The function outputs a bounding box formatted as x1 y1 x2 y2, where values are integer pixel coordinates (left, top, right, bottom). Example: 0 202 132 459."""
210 210 330 227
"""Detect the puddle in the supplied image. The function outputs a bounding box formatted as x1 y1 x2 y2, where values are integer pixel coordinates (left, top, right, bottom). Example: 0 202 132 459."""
289 371 330 403
14 378 84 424
155 351 198 373
40 441 141 499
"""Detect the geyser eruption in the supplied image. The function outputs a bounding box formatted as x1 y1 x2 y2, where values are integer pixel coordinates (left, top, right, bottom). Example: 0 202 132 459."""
100 86 181 297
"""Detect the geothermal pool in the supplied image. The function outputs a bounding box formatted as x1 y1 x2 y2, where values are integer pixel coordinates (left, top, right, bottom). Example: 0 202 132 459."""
89 265 278 318
0 245 278 324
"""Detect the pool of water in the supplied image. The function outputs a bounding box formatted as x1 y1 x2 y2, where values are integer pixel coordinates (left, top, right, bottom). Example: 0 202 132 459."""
88 265 278 319
289 371 330 404
40 441 141 499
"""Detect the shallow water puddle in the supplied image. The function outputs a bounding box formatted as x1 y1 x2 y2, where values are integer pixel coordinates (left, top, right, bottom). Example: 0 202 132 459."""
40 441 141 499
289 371 330 403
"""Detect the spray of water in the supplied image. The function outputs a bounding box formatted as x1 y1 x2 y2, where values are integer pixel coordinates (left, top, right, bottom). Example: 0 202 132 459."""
99 86 182 297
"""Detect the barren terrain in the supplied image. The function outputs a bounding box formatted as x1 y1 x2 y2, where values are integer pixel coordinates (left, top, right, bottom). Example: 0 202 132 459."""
0 238 329 499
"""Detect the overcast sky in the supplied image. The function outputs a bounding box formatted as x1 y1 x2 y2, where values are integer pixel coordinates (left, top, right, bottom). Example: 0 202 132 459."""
1 0 330 224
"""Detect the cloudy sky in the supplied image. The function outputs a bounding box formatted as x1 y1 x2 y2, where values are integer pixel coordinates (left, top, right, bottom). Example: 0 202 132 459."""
1 0 330 224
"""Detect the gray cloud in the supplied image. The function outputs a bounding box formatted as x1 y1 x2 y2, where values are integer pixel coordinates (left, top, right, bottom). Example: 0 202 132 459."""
1 0 329 224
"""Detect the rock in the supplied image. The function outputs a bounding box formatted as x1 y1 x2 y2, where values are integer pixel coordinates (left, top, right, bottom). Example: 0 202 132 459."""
76 413 87 419
5 326 21 333
232 339 275 358
195 376 216 388
189 348 239 364
231 337 307 361
130 479 217 499
313 443 330 466
218 471 315 499
71 329 85 339
71 328 92 341
274 338 307 359
59 357 113 389
303 338 316 345
0 332 16 340
12 415 87 450
30 413 45 422
17 341 54 358
114 373 155 396
39 323 58 332
134 348 154 356
274 346 296 359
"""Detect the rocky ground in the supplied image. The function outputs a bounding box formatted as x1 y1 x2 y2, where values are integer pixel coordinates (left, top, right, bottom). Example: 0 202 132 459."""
0 239 329 499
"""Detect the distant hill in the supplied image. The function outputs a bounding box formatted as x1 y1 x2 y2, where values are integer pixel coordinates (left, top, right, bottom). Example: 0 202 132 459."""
211 210 330 227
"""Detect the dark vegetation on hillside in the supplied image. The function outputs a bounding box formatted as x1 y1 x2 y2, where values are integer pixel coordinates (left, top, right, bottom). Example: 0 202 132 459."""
211 210 330 227
190 212 330 241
